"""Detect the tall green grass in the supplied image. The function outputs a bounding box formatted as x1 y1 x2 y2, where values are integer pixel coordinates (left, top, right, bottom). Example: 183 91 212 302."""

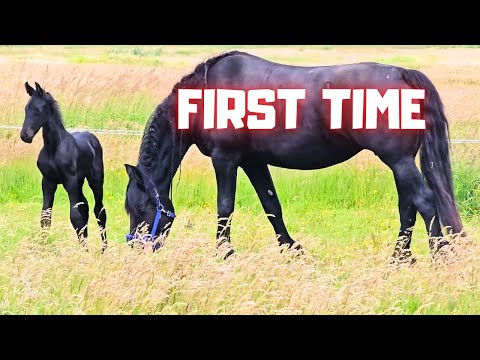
3 157 478 212
1 155 479 256
0 159 398 207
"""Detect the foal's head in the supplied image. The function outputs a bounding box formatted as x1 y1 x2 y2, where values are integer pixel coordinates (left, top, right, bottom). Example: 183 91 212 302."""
20 82 54 143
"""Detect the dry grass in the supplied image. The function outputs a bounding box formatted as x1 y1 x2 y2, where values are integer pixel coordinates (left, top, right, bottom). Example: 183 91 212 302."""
0 62 181 130
0 232 477 314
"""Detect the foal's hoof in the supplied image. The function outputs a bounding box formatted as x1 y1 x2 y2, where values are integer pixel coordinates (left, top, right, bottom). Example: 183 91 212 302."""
223 248 235 260
79 242 89 252
101 244 108 254
216 238 235 260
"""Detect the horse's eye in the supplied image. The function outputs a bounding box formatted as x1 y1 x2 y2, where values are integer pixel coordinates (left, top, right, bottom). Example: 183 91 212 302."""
137 207 146 214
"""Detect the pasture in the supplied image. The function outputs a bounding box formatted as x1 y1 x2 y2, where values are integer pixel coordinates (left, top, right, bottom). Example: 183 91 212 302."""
0 45 480 314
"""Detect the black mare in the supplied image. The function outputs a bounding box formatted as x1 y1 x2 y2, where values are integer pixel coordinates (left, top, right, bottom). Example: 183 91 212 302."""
124 51 463 259
20 82 107 250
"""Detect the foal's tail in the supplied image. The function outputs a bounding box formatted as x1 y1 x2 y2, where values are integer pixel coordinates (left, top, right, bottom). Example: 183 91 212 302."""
403 69 463 234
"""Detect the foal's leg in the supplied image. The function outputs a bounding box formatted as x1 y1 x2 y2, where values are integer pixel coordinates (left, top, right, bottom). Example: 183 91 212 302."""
382 156 442 258
241 160 299 249
87 170 107 252
212 153 239 257
64 178 89 247
41 177 57 228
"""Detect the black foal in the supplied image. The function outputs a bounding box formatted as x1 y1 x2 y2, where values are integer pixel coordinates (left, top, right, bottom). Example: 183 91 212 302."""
20 82 107 250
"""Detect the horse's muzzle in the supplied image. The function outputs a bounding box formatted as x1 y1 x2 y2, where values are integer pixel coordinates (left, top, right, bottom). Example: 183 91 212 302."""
20 129 34 143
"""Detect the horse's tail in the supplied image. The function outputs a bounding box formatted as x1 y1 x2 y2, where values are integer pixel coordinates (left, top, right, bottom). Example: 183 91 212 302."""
402 69 463 234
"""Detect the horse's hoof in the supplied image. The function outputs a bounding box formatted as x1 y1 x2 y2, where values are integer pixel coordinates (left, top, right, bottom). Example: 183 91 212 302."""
291 242 303 251
431 242 457 265
152 241 163 252
280 241 303 255
291 243 305 257
390 249 416 266
430 238 451 257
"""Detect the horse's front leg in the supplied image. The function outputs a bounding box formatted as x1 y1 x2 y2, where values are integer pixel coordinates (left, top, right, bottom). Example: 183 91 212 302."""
212 152 240 257
41 176 57 228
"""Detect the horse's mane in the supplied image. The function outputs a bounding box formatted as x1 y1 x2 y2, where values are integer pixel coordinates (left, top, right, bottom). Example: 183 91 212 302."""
171 50 242 93
44 92 65 127
138 51 242 167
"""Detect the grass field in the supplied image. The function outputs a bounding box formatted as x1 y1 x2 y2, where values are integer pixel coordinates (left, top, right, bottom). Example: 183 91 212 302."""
1 46 480 314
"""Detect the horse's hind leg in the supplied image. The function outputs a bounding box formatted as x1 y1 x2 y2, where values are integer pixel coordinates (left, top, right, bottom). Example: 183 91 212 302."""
241 160 299 250
381 156 442 260
41 177 57 229
64 178 89 247
87 163 107 252
388 158 419 260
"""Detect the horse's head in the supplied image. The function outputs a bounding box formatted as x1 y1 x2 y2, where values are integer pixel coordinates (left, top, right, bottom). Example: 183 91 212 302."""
21 82 49 143
124 164 176 249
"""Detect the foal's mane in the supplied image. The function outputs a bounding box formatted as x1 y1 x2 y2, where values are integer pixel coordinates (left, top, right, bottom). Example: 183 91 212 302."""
43 91 65 126
138 51 242 167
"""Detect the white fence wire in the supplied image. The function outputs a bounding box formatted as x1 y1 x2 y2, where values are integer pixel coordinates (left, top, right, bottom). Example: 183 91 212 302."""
0 125 143 136
1 125 479 143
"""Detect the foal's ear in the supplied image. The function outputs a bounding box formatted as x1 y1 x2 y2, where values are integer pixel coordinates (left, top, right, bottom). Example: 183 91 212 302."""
25 82 34 96
34 82 44 97
125 164 145 188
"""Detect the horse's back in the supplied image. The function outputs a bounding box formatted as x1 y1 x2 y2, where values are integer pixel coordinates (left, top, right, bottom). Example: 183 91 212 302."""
208 52 326 88
197 52 422 168
209 52 406 87
72 131 103 165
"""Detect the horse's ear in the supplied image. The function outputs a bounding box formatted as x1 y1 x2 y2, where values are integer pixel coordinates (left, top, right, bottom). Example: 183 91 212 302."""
34 82 44 96
125 164 145 188
25 82 34 96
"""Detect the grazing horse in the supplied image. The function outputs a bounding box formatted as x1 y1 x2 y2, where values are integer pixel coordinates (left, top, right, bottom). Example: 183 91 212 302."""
124 51 463 259
20 82 107 250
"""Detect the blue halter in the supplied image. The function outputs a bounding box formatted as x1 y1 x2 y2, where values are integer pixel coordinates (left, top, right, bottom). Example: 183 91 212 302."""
125 189 176 244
